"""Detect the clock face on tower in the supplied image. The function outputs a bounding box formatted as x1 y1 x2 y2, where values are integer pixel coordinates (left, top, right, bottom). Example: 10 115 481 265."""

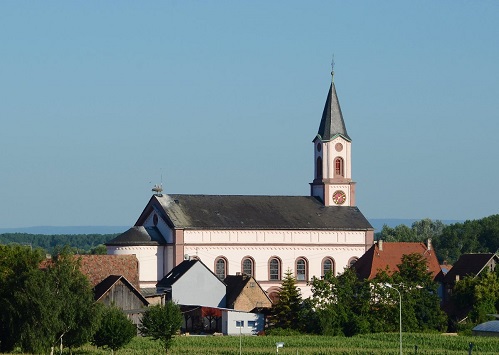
332 190 346 205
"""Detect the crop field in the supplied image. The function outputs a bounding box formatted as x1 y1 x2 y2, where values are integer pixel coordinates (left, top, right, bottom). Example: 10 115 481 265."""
51 333 499 354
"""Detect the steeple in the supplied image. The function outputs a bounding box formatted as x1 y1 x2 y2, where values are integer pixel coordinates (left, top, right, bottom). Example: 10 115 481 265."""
310 70 356 207
317 72 351 142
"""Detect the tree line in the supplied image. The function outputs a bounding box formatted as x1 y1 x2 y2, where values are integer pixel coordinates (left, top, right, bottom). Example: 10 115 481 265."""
0 233 117 255
376 214 499 264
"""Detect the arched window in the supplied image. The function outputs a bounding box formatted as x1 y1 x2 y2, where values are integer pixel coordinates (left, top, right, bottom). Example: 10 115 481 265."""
242 257 254 277
215 257 227 280
334 157 344 177
267 287 280 304
316 156 323 179
296 258 308 281
322 257 335 277
348 257 358 267
269 257 281 281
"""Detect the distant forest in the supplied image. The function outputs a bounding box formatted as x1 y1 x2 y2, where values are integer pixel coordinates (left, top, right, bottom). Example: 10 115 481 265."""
0 233 118 255
376 214 499 264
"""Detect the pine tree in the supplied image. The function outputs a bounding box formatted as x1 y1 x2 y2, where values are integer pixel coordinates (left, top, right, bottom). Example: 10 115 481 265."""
269 268 302 330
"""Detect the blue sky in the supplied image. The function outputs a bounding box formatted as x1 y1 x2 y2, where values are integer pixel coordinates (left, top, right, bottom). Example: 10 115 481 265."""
1 1 498 228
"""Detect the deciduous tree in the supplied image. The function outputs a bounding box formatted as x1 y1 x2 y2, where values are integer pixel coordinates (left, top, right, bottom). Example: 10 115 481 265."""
139 302 182 354
93 305 136 354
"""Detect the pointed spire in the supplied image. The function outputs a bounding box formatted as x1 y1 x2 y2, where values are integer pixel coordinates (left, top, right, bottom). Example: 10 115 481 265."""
316 71 351 142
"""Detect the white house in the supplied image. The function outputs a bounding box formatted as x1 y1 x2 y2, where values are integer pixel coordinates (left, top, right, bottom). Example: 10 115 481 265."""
222 310 265 336
106 71 374 299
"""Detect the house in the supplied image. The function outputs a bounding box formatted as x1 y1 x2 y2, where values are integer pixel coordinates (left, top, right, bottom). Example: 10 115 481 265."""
224 274 272 312
441 253 499 320
222 310 265 336
352 239 442 281
156 258 270 335
106 70 374 298
42 255 148 326
94 275 149 326
156 258 226 308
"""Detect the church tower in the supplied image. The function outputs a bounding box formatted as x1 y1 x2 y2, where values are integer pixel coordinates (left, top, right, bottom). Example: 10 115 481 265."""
310 71 356 206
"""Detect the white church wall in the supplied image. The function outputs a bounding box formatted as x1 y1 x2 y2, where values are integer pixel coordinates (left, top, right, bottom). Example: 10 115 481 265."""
183 229 366 298
107 245 165 289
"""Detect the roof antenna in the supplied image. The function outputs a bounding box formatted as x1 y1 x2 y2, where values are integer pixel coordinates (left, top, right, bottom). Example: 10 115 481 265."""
331 54 335 82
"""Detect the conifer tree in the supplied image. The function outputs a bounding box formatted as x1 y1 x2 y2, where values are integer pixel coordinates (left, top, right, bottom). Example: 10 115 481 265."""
269 268 302 330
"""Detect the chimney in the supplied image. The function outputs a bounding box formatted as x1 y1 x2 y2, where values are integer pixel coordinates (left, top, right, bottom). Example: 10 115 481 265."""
378 239 383 251
427 238 432 251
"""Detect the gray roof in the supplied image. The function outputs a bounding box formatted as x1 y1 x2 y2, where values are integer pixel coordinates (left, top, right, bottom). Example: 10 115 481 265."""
106 226 165 246
137 194 372 231
156 259 198 288
473 320 499 333
316 82 351 142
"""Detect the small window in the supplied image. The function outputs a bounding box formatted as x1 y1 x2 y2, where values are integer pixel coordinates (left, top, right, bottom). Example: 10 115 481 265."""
296 258 307 281
248 320 257 328
236 320 244 327
215 258 227 280
269 258 281 281
349 257 358 267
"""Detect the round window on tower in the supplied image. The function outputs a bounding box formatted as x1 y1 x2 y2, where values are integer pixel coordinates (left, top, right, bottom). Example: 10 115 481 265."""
335 143 343 152
317 143 322 152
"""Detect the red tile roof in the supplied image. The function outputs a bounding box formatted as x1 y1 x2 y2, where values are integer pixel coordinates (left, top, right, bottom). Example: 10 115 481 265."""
76 255 140 290
353 241 441 281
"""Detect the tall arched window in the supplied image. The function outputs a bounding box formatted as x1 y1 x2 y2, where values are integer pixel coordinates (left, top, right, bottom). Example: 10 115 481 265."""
269 257 281 281
242 257 254 277
215 257 227 280
348 257 358 267
316 156 323 179
296 258 308 281
322 257 335 277
334 157 344 177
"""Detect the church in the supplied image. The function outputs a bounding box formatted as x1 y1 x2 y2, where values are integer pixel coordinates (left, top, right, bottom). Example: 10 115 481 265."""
106 71 374 299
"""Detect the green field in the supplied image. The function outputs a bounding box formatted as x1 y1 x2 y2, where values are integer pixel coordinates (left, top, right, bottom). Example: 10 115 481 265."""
51 333 499 354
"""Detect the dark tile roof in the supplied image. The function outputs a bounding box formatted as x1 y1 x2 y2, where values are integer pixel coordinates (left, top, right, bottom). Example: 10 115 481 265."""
156 259 198 288
444 253 497 283
106 226 165 246
137 194 372 231
93 275 148 306
352 241 442 281
224 275 251 307
316 82 351 142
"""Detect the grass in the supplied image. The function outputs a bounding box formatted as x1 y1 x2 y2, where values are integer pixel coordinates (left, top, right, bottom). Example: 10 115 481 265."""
8 333 499 354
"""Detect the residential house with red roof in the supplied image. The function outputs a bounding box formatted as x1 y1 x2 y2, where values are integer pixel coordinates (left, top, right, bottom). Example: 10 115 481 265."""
352 239 442 281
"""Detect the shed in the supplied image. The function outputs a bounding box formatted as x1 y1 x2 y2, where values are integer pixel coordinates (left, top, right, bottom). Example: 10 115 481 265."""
472 321 499 337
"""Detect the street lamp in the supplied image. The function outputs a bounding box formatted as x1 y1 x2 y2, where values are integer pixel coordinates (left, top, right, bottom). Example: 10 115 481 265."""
236 320 243 355
384 283 402 355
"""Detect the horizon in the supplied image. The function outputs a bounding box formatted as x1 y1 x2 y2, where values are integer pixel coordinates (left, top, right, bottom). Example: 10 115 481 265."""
1 2 498 228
